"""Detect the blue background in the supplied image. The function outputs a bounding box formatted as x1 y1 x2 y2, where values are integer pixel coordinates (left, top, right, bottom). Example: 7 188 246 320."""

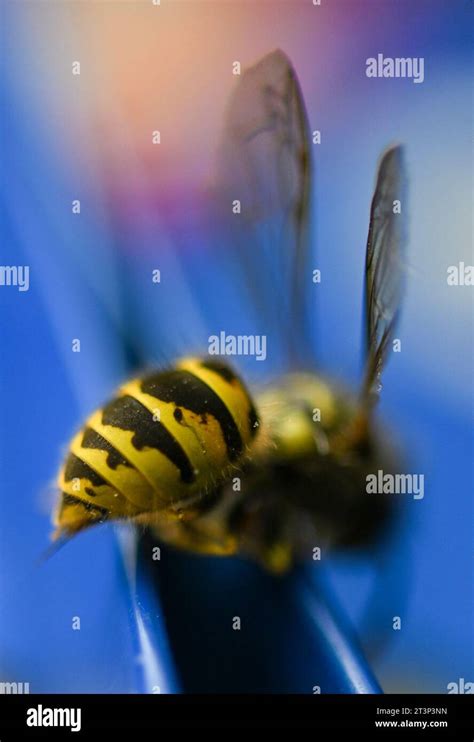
0 0 472 693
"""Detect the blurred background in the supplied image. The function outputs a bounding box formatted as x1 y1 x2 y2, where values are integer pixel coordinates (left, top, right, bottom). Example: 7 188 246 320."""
0 0 472 693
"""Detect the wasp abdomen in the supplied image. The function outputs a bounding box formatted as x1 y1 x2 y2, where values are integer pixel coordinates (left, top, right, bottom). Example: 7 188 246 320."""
54 358 259 540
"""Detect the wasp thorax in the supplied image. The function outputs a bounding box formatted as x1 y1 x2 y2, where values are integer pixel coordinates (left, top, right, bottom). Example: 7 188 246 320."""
256 373 354 461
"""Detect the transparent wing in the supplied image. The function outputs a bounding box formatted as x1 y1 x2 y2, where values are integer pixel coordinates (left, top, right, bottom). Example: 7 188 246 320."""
211 49 314 372
361 145 407 408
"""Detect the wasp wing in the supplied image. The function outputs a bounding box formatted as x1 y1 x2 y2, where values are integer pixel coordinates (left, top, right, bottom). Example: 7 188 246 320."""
212 49 314 371
361 145 407 408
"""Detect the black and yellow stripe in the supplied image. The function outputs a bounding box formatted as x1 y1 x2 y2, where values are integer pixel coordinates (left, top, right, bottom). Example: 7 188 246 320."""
54 357 259 539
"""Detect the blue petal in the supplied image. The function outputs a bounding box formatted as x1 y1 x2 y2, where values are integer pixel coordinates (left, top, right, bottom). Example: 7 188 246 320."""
132 543 381 693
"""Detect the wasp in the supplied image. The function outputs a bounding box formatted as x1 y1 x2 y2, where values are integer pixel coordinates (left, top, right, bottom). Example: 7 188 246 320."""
53 50 406 573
